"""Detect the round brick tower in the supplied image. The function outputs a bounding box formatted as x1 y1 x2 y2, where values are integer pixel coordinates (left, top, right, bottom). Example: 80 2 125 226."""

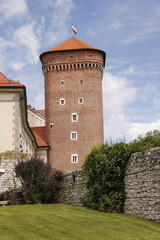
40 37 106 172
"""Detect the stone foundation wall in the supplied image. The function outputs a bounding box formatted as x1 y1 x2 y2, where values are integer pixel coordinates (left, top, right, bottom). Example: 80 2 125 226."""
58 169 87 205
124 147 160 222
0 159 21 194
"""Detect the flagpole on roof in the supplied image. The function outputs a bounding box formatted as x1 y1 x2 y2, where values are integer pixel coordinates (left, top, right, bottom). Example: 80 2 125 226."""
71 25 73 37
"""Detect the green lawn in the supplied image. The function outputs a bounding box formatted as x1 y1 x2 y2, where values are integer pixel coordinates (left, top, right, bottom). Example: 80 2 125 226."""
0 204 159 240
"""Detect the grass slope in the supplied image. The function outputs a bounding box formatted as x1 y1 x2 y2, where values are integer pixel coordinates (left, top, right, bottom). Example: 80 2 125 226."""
0 204 159 240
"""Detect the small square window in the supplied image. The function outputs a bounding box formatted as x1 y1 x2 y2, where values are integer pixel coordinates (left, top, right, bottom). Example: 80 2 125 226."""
80 80 83 85
72 113 78 122
78 98 84 104
71 154 78 163
60 98 65 105
60 80 64 86
71 132 77 140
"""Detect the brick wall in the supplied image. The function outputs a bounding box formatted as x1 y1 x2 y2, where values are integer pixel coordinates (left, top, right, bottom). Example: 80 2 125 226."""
42 49 104 172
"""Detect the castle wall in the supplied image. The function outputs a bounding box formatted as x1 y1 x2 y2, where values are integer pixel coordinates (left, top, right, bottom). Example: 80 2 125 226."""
42 50 104 66
0 147 160 222
42 49 104 172
124 147 160 222
58 169 87 205
58 147 160 222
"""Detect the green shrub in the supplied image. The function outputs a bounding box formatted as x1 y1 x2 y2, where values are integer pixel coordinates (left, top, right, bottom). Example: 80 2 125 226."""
83 142 130 212
14 157 62 204
82 130 160 213
129 129 160 153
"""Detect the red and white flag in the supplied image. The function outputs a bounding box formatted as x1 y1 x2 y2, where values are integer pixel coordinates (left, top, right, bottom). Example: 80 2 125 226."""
72 25 77 34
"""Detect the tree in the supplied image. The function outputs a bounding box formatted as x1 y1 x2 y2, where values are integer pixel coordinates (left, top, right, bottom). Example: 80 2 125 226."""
129 130 160 153
82 130 160 213
82 142 130 212
14 157 62 204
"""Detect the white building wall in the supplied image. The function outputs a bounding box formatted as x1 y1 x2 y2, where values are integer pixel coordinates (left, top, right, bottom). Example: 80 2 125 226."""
0 93 16 153
0 91 35 157
16 97 35 157
28 108 45 127
36 149 48 163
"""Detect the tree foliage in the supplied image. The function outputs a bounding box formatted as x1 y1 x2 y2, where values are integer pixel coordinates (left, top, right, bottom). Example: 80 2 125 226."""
82 130 160 213
14 157 62 204
129 129 160 153
83 143 130 212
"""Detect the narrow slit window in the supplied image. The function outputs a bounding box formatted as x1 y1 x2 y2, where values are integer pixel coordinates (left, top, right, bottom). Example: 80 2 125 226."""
78 98 84 104
73 175 76 182
71 154 78 163
60 80 64 86
80 80 83 85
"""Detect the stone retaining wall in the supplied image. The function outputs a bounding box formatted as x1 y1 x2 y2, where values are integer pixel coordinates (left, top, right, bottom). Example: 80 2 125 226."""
58 169 87 205
1 149 160 222
124 147 160 222
0 159 21 194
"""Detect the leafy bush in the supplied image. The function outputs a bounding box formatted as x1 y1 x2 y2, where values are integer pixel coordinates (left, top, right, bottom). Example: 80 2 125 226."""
129 129 160 153
82 130 160 213
83 142 130 212
14 157 62 204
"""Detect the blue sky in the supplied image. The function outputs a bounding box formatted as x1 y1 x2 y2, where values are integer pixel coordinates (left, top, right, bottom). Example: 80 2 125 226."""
1 0 160 142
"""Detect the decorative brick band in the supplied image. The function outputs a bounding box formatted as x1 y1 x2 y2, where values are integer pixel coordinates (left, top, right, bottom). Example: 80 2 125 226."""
42 63 103 74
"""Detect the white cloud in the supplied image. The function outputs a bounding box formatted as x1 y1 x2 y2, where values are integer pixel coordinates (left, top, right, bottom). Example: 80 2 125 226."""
12 69 44 108
103 72 137 141
0 0 28 21
33 93 44 110
140 82 157 102
119 66 136 76
103 71 160 142
41 0 74 46
128 120 160 140
108 19 123 30
0 37 13 71
121 3 160 44
0 37 13 54
153 97 160 109
52 0 74 28
92 1 160 46
13 23 41 64
11 62 26 71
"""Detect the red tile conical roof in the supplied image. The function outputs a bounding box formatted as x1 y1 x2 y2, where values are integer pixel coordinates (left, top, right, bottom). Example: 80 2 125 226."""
40 37 106 65
0 72 23 87
47 37 97 52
